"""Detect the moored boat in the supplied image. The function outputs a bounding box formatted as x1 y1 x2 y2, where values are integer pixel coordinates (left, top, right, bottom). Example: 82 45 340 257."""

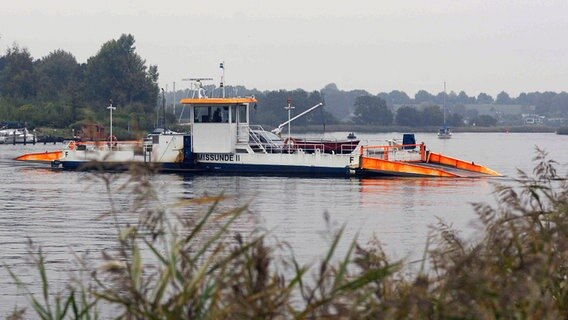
0 127 37 144
437 125 452 139
437 81 452 139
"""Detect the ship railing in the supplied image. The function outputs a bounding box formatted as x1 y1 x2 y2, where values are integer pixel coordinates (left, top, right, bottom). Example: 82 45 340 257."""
286 137 360 154
339 140 360 154
360 143 426 162
292 141 326 153
247 125 268 153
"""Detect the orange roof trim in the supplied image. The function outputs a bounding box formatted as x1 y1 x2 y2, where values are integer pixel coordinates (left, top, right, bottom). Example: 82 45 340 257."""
180 97 257 105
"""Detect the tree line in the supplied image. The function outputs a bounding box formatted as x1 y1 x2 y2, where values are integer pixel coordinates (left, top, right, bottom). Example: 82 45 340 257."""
1 34 566 131
374 87 568 115
238 84 567 128
198 87 498 128
0 34 159 133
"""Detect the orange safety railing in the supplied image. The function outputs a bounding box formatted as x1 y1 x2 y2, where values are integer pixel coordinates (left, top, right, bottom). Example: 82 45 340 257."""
360 143 425 161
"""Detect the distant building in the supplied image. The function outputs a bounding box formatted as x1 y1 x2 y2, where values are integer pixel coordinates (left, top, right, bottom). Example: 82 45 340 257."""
76 124 108 141
547 117 568 126
522 114 545 125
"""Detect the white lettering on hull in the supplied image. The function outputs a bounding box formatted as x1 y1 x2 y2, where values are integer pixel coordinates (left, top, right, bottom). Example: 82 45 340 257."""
196 153 240 162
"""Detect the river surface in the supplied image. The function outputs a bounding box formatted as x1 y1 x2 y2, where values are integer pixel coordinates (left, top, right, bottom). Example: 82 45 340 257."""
1 132 567 315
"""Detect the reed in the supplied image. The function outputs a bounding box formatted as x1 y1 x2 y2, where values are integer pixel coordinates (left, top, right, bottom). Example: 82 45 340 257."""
7 147 568 319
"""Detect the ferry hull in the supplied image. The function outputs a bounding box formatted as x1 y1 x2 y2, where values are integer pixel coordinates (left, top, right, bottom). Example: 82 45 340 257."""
59 159 352 176
59 160 203 173
199 162 351 176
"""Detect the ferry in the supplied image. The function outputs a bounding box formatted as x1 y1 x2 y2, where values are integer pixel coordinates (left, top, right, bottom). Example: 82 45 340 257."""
15 94 500 178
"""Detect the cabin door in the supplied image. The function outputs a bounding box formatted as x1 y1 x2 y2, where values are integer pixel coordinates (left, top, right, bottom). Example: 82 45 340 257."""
235 105 249 143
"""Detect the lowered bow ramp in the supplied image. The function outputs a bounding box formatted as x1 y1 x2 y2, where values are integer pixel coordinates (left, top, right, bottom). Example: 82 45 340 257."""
425 152 501 177
14 151 63 163
360 157 459 177
359 152 501 178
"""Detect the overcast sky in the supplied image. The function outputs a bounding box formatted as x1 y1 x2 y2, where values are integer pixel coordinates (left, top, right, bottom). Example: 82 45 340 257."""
1 0 566 97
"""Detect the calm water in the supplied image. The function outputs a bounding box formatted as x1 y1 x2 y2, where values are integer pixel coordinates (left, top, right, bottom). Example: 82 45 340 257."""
1 132 567 314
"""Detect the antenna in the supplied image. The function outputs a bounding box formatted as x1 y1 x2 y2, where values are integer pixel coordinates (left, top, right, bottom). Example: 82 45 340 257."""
182 77 214 98
219 62 225 98
182 77 214 81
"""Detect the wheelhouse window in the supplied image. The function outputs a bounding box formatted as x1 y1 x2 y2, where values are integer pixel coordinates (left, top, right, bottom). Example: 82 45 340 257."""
193 106 229 123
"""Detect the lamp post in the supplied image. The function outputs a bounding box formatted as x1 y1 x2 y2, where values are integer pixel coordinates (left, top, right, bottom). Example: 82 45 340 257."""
285 98 294 152
107 100 116 149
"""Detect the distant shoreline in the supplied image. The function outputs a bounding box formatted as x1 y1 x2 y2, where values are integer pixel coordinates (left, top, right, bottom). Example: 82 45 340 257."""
22 125 562 142
286 124 558 134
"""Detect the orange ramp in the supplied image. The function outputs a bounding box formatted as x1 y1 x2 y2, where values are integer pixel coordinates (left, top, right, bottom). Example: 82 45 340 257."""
14 151 62 162
426 152 501 177
360 156 459 177
359 152 502 178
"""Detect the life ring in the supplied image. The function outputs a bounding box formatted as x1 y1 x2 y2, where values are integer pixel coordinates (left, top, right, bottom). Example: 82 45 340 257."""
284 137 297 148
107 135 118 147
68 141 76 150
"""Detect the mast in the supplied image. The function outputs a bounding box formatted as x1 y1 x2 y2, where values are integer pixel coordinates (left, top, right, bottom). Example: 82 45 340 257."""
443 81 447 126
162 88 166 130
220 62 225 98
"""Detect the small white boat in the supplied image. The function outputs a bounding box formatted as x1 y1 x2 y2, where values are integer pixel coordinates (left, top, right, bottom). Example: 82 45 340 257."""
437 125 452 139
0 127 36 144
438 82 452 139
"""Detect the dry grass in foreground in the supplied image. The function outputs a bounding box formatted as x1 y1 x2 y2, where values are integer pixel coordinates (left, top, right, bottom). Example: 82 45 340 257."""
6 148 568 319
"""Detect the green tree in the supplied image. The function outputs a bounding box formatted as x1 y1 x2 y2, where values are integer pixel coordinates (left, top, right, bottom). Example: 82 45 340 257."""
0 44 36 100
457 91 475 104
353 95 393 125
320 83 369 120
414 90 434 104
251 89 335 128
83 34 159 112
395 106 421 126
420 105 444 126
473 114 498 126
387 90 411 104
515 92 530 105
495 91 512 105
35 50 79 102
477 92 494 104
447 113 464 127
